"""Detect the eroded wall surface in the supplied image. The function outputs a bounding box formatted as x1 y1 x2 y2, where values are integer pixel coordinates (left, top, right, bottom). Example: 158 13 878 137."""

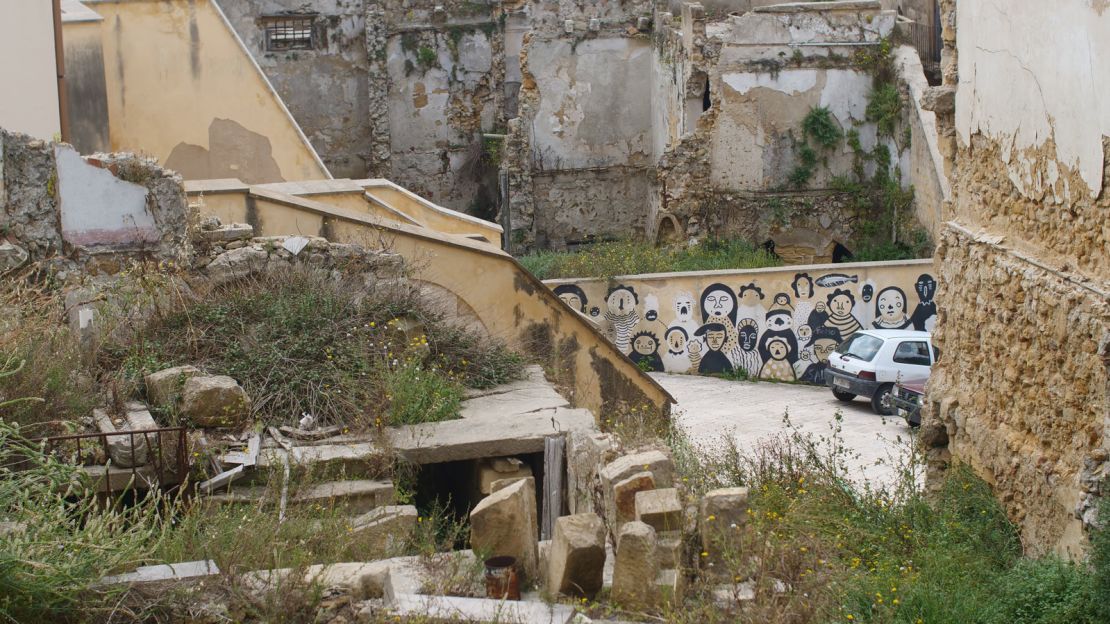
924 0 1110 558
92 0 330 183
546 259 936 383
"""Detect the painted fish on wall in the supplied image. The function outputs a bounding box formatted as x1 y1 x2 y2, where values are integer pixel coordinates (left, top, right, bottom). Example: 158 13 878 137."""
815 273 859 288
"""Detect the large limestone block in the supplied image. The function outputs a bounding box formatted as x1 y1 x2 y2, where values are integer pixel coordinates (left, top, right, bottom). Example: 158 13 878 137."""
656 530 684 570
699 487 750 551
636 488 683 532
180 375 251 428
350 505 418 552
611 471 655 528
600 450 675 491
566 431 618 514
611 521 659 611
477 457 533 495
469 477 539 579
546 513 606 598
145 365 201 407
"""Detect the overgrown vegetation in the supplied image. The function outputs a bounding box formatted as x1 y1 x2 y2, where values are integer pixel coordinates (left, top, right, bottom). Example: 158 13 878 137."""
518 238 782 280
638 414 1110 624
96 267 523 430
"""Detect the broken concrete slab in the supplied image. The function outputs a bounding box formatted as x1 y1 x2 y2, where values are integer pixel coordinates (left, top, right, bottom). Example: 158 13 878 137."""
196 223 254 243
208 479 393 514
635 488 683 532
611 521 659 611
383 593 577 623
145 365 201 407
470 477 539 580
391 407 595 465
547 513 606 598
611 471 655 528
460 366 570 413
242 560 398 601
566 431 618 515
99 560 219 586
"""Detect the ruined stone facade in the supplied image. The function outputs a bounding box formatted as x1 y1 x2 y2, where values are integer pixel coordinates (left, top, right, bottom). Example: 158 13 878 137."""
923 0 1110 558
220 0 938 253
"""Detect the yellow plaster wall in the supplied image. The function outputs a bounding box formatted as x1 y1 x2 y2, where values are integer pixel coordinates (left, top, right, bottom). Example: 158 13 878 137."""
0 0 60 140
91 0 329 183
363 182 504 244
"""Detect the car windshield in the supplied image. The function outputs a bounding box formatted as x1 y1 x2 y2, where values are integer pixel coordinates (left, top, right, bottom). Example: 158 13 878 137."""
836 333 884 362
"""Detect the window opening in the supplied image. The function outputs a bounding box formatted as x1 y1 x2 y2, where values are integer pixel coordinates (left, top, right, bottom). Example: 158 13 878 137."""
263 14 319 52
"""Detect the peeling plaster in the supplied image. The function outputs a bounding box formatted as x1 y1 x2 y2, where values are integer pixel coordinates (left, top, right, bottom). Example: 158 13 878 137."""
955 0 1110 199
722 70 818 95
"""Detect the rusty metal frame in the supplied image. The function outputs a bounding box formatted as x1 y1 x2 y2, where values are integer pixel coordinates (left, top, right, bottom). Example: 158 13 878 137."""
9 427 189 495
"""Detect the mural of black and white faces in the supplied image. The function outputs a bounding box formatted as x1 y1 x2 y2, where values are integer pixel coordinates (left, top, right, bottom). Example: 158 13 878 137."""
872 286 911 329
567 267 938 385
910 274 937 331
604 284 640 354
554 284 588 314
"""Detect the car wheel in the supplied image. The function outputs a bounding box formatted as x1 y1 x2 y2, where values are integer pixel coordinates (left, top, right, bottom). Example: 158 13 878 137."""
832 389 856 402
871 384 895 415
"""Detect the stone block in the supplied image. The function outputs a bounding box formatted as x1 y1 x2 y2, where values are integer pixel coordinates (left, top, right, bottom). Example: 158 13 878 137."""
478 457 533 494
656 567 685 606
99 560 219 586
469 477 539 580
180 375 251 428
635 488 683 532
145 365 201 407
600 450 674 492
611 521 659 611
656 531 683 570
0 241 28 273
611 471 655 528
196 223 253 244
700 487 750 552
546 513 606 598
567 431 618 514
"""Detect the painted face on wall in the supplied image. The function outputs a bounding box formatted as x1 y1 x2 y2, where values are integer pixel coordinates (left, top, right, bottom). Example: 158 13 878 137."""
739 285 764 307
773 293 791 308
797 324 813 344
792 274 814 300
812 338 838 363
703 288 735 320
665 327 687 353
766 310 793 332
876 287 907 324
674 293 695 321
553 285 588 313
558 293 583 311
739 324 758 351
767 338 789 361
861 284 874 303
633 333 658 356
705 329 726 351
606 287 637 315
830 292 854 318
915 274 937 302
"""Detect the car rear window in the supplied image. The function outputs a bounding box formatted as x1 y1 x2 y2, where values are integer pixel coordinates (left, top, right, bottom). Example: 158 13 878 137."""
893 341 932 366
836 333 883 361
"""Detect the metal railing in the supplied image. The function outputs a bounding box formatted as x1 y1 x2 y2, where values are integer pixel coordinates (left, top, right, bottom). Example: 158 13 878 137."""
5 427 189 495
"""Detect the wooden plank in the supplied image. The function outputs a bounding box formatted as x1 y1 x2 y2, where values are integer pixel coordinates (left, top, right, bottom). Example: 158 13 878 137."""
198 464 245 495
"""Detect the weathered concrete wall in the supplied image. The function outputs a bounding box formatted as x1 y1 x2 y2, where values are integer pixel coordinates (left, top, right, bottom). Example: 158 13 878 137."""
545 259 937 382
217 0 372 179
532 168 654 247
0 128 191 272
61 6 111 155
0 0 61 140
91 0 330 183
924 0 1110 558
893 45 949 238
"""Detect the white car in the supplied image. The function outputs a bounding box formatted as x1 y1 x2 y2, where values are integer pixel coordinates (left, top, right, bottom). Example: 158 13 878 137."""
824 329 935 415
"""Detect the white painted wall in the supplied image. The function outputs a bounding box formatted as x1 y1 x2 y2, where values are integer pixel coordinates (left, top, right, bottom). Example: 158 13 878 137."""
955 0 1110 201
0 0 61 139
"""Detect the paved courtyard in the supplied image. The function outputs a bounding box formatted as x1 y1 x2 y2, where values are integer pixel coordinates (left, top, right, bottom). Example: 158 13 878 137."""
652 373 916 488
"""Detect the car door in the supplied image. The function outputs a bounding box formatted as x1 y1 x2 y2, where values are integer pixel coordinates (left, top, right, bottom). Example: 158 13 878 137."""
890 339 932 383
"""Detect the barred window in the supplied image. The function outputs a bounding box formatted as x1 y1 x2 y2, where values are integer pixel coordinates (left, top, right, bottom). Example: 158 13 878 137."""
263 15 318 51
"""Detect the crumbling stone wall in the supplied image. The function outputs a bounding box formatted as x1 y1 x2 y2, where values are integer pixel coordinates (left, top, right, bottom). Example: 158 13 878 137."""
0 129 191 275
923 0 1110 558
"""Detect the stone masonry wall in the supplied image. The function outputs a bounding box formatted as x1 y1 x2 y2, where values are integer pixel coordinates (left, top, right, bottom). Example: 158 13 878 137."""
923 0 1110 558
